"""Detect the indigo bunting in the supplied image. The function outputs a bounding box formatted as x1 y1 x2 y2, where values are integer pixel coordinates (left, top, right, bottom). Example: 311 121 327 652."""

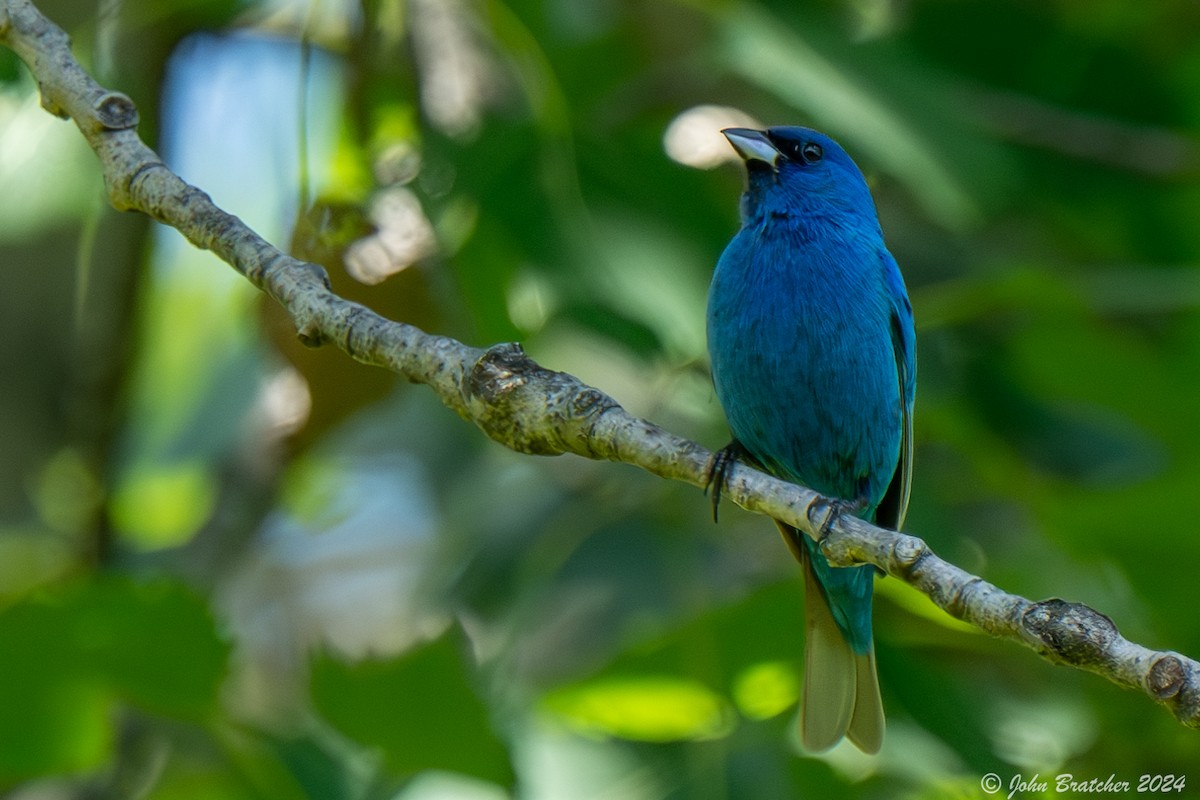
707 127 915 754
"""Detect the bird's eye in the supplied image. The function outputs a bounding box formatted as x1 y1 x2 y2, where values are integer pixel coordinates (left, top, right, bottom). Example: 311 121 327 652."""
765 131 826 165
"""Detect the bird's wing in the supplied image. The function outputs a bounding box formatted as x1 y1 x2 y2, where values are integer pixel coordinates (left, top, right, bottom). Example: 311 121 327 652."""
874 250 915 531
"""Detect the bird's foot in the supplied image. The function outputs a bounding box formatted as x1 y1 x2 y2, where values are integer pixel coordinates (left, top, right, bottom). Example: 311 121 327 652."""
704 440 750 523
806 495 868 542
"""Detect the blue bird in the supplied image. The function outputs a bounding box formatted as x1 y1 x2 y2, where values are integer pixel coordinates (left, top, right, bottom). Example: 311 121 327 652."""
707 126 915 754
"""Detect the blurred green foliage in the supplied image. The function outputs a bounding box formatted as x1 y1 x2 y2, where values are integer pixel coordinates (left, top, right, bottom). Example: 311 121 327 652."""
2 0 1200 797
311 629 512 784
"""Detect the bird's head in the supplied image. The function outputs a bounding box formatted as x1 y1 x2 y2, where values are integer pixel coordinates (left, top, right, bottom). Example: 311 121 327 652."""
722 126 878 228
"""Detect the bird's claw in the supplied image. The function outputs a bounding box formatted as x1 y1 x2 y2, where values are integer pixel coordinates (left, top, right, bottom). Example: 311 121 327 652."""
806 495 867 542
705 440 748 523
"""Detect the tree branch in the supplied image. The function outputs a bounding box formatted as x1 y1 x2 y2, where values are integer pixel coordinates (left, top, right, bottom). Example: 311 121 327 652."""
4 0 1198 731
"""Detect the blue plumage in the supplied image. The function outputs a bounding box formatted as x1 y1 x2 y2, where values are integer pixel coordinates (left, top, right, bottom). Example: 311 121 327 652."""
707 127 915 754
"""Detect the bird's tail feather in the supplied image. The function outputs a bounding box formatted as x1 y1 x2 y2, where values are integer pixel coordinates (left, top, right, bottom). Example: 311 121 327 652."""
800 543 855 751
788 527 884 754
846 648 884 754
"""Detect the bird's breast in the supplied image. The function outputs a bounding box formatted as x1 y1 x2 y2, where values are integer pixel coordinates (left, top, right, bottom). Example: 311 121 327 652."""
707 230 901 507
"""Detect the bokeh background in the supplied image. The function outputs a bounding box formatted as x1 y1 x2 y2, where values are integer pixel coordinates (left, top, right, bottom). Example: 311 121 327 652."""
3 0 1200 797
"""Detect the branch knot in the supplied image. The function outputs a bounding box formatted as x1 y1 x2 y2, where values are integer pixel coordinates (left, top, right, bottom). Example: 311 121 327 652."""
891 534 927 575
1023 598 1118 665
464 343 619 456
92 90 138 130
1148 655 1185 700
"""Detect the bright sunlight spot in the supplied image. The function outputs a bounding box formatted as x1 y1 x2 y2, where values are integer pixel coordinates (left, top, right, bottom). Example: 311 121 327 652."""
732 661 799 720
663 104 763 169
109 462 217 548
544 676 735 742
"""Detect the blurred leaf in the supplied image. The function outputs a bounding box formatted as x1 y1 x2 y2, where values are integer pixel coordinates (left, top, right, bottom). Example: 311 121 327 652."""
592 581 804 688
0 635 112 780
582 213 710 361
716 2 978 228
109 461 218 547
730 661 799 722
29 447 103 535
0 87 102 241
544 674 735 742
0 577 228 781
0 528 74 604
0 48 19 83
259 731 374 800
555 302 662 356
83 579 229 717
311 628 513 786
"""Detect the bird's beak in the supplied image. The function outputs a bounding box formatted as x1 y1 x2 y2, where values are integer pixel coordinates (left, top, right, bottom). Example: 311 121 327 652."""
721 128 780 169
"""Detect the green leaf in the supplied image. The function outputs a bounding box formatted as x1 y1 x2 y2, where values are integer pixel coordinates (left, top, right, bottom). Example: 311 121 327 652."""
0 616 112 779
80 578 230 718
0 577 228 781
311 628 512 786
